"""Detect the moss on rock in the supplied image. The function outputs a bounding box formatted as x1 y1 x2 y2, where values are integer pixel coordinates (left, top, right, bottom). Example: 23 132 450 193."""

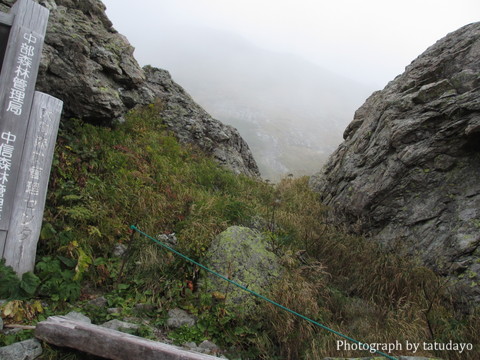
202 226 281 315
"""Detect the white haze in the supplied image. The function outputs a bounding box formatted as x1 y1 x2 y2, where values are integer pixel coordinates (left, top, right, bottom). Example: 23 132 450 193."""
102 0 479 179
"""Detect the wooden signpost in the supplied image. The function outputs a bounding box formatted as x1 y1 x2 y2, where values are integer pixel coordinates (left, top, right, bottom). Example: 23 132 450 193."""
0 0 63 274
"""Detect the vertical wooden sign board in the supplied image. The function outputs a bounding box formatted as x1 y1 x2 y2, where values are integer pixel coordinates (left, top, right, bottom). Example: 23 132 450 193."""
4 92 62 274
0 0 49 253
0 0 62 274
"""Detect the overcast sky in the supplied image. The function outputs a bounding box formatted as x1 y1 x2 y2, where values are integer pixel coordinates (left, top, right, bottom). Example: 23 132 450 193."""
102 0 479 88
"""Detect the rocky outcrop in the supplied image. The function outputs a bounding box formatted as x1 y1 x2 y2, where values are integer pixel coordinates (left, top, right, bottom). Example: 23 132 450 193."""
310 22 480 304
0 0 260 177
143 66 260 176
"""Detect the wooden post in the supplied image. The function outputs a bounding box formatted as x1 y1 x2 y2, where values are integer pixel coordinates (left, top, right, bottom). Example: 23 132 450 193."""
0 0 62 274
3 92 62 274
0 0 49 256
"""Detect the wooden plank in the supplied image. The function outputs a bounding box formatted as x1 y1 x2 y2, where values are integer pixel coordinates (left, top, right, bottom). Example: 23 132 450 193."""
0 0 49 251
35 316 222 360
3 92 62 274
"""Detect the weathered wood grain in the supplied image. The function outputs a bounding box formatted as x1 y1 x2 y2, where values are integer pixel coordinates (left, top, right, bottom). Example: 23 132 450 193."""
10 0 49 32
0 0 49 255
3 92 62 274
35 316 222 360
0 0 49 228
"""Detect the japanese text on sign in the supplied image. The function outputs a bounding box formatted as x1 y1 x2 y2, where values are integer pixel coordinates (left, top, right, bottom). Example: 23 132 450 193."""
6 32 37 116
0 132 17 219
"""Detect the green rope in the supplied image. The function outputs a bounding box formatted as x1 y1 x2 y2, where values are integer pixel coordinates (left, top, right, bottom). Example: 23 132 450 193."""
130 225 398 360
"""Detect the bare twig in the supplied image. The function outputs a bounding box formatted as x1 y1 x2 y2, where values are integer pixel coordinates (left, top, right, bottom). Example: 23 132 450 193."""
4 324 36 330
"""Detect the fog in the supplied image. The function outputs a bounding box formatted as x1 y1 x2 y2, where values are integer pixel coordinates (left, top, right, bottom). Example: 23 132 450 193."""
142 28 371 179
102 0 479 179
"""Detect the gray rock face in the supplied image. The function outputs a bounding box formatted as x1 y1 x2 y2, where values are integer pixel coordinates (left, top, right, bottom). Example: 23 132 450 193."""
0 339 42 360
37 0 145 122
203 226 281 314
310 22 480 304
0 0 259 177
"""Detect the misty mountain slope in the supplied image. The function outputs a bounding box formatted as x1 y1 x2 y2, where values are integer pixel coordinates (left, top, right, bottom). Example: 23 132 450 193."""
144 26 374 179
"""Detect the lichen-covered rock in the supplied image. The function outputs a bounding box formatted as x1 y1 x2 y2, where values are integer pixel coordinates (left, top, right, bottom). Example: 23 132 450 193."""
202 226 281 314
0 0 260 177
310 22 480 305
37 0 146 122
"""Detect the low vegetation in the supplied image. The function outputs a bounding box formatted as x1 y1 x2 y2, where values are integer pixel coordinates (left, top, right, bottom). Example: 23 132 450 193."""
0 105 478 359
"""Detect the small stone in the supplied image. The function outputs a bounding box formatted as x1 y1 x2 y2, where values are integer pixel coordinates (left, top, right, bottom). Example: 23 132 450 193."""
157 233 178 247
113 244 128 257
107 307 122 314
0 339 43 360
0 316 3 331
183 342 197 350
64 311 91 324
198 340 220 354
166 308 196 328
133 303 156 314
88 296 108 308
1 328 22 336
198 340 219 351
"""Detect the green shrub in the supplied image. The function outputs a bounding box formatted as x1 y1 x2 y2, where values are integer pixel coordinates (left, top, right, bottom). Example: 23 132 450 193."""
0 260 40 300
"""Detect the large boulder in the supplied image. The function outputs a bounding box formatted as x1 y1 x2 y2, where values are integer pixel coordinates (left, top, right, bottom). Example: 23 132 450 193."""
310 22 480 304
0 0 260 177
203 226 281 314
